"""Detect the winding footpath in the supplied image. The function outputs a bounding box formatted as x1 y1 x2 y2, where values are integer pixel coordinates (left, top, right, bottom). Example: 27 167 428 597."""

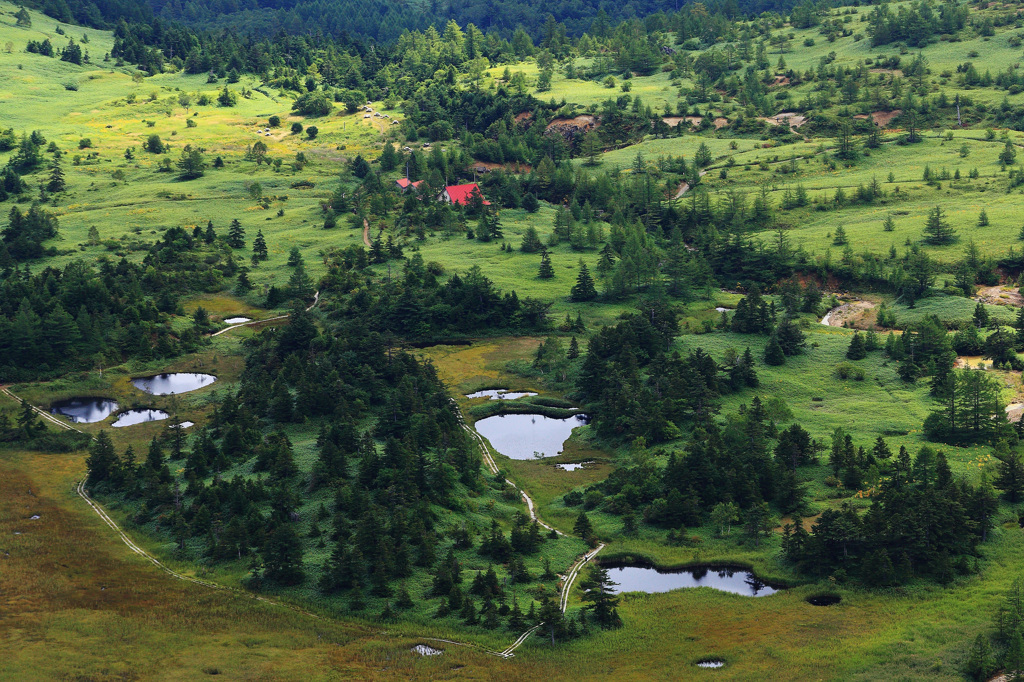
211 290 320 337
1 377 604 660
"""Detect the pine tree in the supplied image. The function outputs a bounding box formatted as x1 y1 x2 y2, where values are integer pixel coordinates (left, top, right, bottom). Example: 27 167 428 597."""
973 302 989 328
252 229 268 262
520 225 543 252
1006 627 1024 678
567 336 580 359
883 214 895 232
538 249 555 279
764 333 786 366
570 261 597 301
573 511 594 543
966 633 993 681
85 430 116 483
234 269 253 295
996 451 1024 503
832 225 848 246
978 209 990 227
204 220 216 244
846 332 867 360
227 219 245 248
923 205 956 245
46 159 65 193
578 564 622 629
287 246 303 267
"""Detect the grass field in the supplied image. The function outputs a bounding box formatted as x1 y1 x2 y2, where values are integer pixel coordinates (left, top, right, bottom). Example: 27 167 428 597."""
11 0 1024 677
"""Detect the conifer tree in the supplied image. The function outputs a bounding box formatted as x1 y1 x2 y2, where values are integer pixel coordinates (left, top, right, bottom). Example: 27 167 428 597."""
227 219 245 248
978 209 989 227
204 220 216 244
538 249 555 279
520 225 543 252
252 229 268 262
567 336 579 359
573 511 594 543
46 159 65 193
923 205 956 244
570 261 597 301
764 333 786 365
883 214 895 232
85 430 116 483
578 564 622 629
965 634 993 681
846 332 867 360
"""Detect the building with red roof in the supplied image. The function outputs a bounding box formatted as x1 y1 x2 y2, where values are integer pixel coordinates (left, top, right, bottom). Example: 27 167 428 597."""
440 183 489 206
395 178 424 191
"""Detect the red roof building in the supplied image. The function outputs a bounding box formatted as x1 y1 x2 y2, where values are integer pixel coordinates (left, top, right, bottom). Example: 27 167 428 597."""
395 178 424 191
441 183 490 206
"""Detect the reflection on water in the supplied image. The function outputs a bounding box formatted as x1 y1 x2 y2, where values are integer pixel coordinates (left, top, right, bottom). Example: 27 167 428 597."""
604 563 779 597
474 413 588 459
132 373 216 395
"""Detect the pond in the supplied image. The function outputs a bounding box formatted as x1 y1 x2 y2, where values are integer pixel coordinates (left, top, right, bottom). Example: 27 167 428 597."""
112 409 170 428
50 398 119 423
132 373 216 395
696 660 725 669
603 562 780 597
223 317 251 324
465 388 538 400
557 461 593 471
474 413 588 459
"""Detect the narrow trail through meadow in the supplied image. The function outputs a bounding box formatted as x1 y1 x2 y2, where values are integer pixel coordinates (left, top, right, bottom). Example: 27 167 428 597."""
1 378 604 660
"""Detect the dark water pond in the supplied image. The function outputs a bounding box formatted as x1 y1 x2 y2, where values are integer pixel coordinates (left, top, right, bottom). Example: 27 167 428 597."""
696 660 725 669
50 398 119 423
603 562 780 597
132 373 216 395
465 388 538 400
474 413 588 459
112 409 170 428
806 594 841 606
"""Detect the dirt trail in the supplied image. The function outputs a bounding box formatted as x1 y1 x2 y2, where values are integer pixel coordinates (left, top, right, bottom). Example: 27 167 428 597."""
211 291 320 337
820 300 875 327
1 375 601 660
362 218 372 247
675 170 708 199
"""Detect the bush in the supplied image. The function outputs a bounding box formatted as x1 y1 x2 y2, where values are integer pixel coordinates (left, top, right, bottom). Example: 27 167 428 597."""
78 138 92 149
268 115 281 127
291 91 332 117
306 125 318 139
290 122 303 135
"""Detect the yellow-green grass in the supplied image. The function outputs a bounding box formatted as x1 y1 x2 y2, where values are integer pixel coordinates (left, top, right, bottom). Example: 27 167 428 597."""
486 59 691 112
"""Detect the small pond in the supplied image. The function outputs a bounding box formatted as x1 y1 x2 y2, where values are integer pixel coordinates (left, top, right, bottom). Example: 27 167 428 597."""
223 317 251 324
806 594 841 606
603 562 780 597
132 373 216 395
171 421 195 429
696 660 725 669
465 388 538 400
112 409 170 428
557 461 593 471
50 398 119 423
474 413 588 459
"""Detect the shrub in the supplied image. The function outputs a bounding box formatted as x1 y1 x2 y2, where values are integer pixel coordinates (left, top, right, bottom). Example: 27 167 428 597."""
268 115 281 127
291 122 303 134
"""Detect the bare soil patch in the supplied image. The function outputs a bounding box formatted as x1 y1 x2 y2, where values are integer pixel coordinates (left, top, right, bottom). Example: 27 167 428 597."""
871 110 902 127
974 285 1024 307
821 300 877 328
